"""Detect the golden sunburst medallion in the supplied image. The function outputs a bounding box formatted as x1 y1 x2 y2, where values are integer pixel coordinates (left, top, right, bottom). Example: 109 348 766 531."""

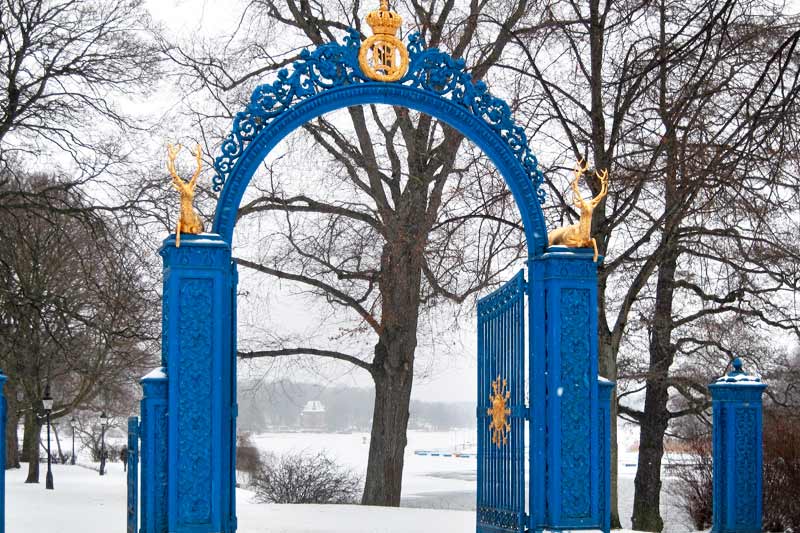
487 375 511 448
359 0 409 82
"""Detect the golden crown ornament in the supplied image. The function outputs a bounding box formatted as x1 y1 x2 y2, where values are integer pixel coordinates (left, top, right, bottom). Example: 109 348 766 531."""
359 0 409 82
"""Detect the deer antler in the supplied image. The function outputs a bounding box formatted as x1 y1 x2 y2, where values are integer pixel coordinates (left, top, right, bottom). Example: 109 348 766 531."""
590 168 609 208
166 144 203 190
166 144 183 187
571 159 590 209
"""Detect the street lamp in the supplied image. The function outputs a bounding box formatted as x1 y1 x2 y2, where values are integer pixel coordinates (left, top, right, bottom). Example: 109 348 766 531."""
69 417 77 465
42 384 54 490
99 412 108 476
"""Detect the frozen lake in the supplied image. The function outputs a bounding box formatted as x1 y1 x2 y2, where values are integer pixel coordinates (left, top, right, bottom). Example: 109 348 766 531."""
249 430 693 531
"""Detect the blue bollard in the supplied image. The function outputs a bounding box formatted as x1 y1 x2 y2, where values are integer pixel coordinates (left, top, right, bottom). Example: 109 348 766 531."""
709 357 766 533
0 371 6 533
140 368 168 533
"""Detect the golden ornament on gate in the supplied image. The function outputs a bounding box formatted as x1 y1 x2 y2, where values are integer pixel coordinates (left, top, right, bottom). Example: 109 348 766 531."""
359 0 409 82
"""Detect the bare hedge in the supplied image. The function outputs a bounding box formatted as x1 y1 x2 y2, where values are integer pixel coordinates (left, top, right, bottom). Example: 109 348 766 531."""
250 450 361 505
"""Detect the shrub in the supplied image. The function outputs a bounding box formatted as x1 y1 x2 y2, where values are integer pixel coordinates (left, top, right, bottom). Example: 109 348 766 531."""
671 410 800 531
667 436 713 530
250 451 361 504
236 433 263 486
762 411 800 531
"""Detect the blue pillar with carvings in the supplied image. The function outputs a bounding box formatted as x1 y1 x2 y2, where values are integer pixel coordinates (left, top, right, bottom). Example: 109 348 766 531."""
160 233 237 533
529 246 606 531
0 371 7 533
140 368 168 533
709 357 766 533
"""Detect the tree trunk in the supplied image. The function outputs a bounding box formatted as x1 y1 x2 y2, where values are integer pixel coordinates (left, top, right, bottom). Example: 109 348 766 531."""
5 390 20 469
631 250 678 532
53 423 65 464
362 363 414 506
598 314 621 528
361 204 425 505
22 410 42 483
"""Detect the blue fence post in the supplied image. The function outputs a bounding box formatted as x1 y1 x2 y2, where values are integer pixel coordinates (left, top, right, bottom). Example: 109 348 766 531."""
0 371 7 533
529 246 604 531
160 233 236 533
709 357 766 533
140 368 168 533
598 378 615 533
127 416 140 533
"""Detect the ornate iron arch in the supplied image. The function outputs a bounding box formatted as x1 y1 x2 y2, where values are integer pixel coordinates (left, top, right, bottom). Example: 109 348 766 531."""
212 29 549 256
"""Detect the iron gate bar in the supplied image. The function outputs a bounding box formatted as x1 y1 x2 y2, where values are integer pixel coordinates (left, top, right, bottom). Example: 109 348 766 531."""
477 270 526 533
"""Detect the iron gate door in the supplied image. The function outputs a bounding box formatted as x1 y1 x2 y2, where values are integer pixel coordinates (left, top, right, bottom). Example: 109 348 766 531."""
477 270 526 533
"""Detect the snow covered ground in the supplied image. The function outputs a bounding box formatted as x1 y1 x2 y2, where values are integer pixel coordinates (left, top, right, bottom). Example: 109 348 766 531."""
5 428 695 532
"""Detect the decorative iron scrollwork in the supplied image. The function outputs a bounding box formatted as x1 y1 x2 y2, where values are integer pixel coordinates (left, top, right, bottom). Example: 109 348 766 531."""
212 29 546 206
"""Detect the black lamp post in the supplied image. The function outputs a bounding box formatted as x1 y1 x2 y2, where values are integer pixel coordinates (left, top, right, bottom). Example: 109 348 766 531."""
70 416 76 465
99 412 108 476
42 384 54 490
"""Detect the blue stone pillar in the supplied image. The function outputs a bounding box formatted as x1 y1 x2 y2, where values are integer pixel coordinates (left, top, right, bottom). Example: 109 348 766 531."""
709 358 766 533
160 233 236 533
0 371 7 533
140 368 168 533
529 247 606 531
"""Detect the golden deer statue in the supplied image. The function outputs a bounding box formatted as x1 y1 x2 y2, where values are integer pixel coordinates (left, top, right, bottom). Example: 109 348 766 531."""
167 143 204 247
547 160 609 262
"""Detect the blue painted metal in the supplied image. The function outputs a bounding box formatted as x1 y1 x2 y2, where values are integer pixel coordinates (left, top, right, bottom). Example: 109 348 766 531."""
140 367 168 533
709 357 766 533
211 30 548 256
0 372 6 533
476 270 526 533
127 416 140 533
227 262 239 532
529 247 606 531
598 378 615 533
160 233 235 533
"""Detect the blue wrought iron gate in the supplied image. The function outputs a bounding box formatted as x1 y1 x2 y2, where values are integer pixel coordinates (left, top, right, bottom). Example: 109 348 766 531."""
477 270 526 533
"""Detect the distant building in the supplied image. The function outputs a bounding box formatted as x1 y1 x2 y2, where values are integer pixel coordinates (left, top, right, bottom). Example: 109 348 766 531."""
299 400 326 430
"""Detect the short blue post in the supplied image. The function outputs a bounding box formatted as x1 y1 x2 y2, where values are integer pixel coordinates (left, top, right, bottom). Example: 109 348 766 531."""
709 357 766 533
140 368 168 533
0 371 7 533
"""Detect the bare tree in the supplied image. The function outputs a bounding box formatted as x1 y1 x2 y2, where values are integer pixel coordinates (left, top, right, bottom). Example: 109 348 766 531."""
0 0 161 220
511 0 800 528
0 172 159 481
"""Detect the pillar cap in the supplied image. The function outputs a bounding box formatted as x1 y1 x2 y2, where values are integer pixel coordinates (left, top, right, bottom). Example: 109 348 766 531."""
141 366 167 383
714 357 763 385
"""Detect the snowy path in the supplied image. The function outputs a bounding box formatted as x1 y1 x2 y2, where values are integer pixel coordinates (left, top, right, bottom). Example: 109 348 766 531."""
5 462 475 533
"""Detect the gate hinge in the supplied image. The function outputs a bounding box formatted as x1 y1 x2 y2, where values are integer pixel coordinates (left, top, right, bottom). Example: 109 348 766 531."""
231 403 238 419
